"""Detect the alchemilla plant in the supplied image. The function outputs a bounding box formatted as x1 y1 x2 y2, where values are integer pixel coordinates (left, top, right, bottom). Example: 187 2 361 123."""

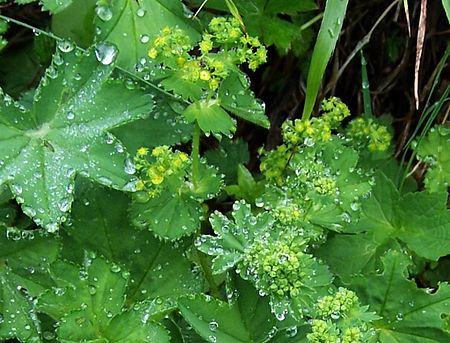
0 0 449 342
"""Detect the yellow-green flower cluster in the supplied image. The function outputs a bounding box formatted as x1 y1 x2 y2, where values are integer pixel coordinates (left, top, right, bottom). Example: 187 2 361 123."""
203 17 267 71
147 26 192 60
346 117 392 152
316 288 358 317
242 234 312 298
273 202 303 226
147 17 266 92
307 288 375 343
308 321 364 343
320 97 351 128
134 146 189 198
314 177 337 195
259 145 289 185
282 98 351 146
307 320 340 343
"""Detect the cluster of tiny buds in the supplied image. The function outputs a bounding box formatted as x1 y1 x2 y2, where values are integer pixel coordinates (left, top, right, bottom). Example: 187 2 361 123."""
307 288 373 343
346 117 392 152
242 234 314 298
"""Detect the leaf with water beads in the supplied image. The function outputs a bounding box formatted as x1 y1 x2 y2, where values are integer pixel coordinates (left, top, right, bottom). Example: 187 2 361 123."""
352 251 450 342
195 200 274 274
10 0 73 14
178 277 277 343
37 257 169 342
94 0 201 71
415 125 450 193
0 227 60 342
318 173 450 282
61 180 203 303
218 71 270 129
0 46 153 232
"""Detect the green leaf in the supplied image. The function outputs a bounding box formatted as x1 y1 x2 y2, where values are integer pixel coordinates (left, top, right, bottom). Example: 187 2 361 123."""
353 251 450 343
318 173 450 281
415 125 450 193
113 95 193 153
265 0 318 15
196 201 274 274
95 0 201 71
0 228 60 342
189 0 317 51
51 0 97 47
396 191 450 261
0 48 153 231
131 191 203 240
41 0 73 13
218 71 269 129
61 180 203 303
178 277 276 343
37 257 170 342
14 0 72 13
301 0 348 119
205 138 250 184
184 99 236 136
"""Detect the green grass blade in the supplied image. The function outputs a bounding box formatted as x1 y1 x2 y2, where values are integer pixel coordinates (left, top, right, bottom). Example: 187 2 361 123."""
360 51 373 117
442 0 450 24
301 0 349 120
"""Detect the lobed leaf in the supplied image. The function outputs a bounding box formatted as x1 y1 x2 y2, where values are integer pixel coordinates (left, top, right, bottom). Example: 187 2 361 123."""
0 47 153 231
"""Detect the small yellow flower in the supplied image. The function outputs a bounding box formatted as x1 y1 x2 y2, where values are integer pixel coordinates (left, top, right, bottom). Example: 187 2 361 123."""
137 147 149 156
148 48 158 59
153 36 166 47
162 26 171 34
179 152 188 162
208 78 220 90
152 146 166 157
135 180 145 191
151 174 164 185
176 56 187 66
200 70 211 81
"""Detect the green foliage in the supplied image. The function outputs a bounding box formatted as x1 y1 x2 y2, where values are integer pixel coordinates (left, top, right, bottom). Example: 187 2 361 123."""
4 0 73 13
0 46 152 232
188 0 318 52
37 257 169 342
318 173 450 281
415 125 450 192
353 251 450 342
178 276 277 343
0 1 449 342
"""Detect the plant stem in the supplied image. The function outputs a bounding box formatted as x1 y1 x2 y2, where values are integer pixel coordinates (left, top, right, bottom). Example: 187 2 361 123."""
192 122 201 190
196 249 221 298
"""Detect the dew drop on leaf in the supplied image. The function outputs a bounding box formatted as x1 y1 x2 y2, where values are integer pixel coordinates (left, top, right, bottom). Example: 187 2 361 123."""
95 4 113 22
57 40 75 53
136 8 146 17
95 43 118 65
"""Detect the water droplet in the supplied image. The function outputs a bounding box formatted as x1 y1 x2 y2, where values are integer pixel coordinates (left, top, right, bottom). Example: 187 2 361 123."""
67 111 75 120
57 40 75 53
95 43 118 65
110 264 121 273
209 321 218 331
124 157 136 175
88 285 97 295
136 8 146 17
58 198 71 212
96 5 113 21
140 34 150 43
